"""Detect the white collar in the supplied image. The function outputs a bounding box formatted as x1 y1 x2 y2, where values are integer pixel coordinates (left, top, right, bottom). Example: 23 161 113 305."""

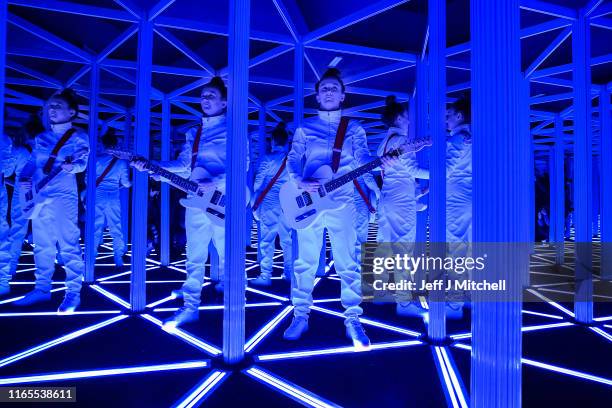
50 122 73 135
317 109 342 122
450 123 470 136
201 114 225 127
388 126 408 137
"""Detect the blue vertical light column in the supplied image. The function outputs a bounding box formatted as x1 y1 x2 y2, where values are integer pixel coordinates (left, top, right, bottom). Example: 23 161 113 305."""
520 78 532 286
160 98 171 266
121 110 131 242
130 17 153 312
551 115 565 264
427 0 447 341
84 62 100 283
601 86 611 279
0 0 6 134
572 9 593 323
224 0 250 364
471 0 524 406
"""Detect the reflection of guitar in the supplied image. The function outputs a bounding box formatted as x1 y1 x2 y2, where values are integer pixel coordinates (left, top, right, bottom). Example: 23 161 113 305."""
279 138 431 230
20 148 89 219
108 149 249 227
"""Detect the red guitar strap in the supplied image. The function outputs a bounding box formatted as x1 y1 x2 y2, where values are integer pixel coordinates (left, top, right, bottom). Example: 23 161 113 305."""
252 156 287 211
191 125 203 170
96 157 119 187
42 128 76 174
331 117 349 174
353 179 375 214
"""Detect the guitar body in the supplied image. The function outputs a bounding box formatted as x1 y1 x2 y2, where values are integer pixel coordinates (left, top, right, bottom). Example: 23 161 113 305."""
178 167 250 227
279 165 346 230
20 187 51 220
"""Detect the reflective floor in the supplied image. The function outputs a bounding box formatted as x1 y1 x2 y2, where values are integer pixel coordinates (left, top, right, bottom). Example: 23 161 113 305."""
0 227 610 407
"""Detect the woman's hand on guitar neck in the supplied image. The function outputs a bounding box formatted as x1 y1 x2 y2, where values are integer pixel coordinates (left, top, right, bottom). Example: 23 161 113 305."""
130 158 148 172
298 178 321 193
197 180 217 194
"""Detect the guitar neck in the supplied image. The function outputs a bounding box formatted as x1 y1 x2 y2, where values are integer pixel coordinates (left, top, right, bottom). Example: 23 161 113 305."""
141 159 199 194
324 157 383 193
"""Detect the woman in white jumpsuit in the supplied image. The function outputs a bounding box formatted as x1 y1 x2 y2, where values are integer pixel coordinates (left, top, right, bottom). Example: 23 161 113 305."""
88 131 131 268
0 134 15 296
16 89 90 313
133 77 248 329
283 68 374 349
376 96 429 317
251 125 293 286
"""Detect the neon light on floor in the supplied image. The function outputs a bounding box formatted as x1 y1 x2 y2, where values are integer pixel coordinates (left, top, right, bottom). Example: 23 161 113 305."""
526 289 575 317
140 314 222 356
245 306 293 352
146 294 177 308
173 370 229 408
453 343 612 387
153 302 282 313
96 271 132 282
0 287 67 305
589 327 612 343
521 322 574 332
310 305 421 337
521 310 564 320
0 311 121 317
434 346 468 408
246 287 289 302
594 315 612 322
255 340 423 362
90 285 130 308
244 367 339 408
0 315 128 368
0 361 209 385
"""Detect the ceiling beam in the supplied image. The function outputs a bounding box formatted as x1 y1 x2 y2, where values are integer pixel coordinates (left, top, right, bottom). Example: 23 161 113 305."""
8 0 138 22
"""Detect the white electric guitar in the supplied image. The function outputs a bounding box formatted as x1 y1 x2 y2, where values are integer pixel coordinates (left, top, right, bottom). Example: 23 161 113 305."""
108 149 249 227
20 147 89 220
279 138 431 229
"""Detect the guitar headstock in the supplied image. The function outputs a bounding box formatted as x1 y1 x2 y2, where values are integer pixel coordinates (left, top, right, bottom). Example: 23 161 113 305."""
106 148 136 161
395 137 433 155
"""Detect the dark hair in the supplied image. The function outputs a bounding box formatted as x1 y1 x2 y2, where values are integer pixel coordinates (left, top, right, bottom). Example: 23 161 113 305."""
101 128 118 148
448 96 471 123
202 76 227 100
315 68 345 93
49 88 80 117
271 122 289 147
381 95 408 128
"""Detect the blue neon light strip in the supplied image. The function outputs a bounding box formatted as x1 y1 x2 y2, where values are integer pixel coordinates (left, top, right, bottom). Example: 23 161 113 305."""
453 344 612 386
521 322 574 332
0 315 128 368
521 309 564 320
0 361 208 385
153 302 282 313
90 284 130 308
433 347 461 408
244 367 341 408
589 327 612 343
245 306 294 352
439 347 468 407
526 289 575 317
139 314 222 356
246 287 289 301
97 271 132 282
0 287 67 305
256 340 422 361
310 305 421 337
0 311 121 317
172 370 229 408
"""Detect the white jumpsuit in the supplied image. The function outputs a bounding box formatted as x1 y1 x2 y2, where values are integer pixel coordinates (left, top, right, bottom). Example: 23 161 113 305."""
287 110 374 322
20 123 90 294
8 146 31 276
446 124 472 296
376 128 429 302
159 115 248 309
0 135 15 288
446 124 472 255
253 148 293 279
91 153 131 264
